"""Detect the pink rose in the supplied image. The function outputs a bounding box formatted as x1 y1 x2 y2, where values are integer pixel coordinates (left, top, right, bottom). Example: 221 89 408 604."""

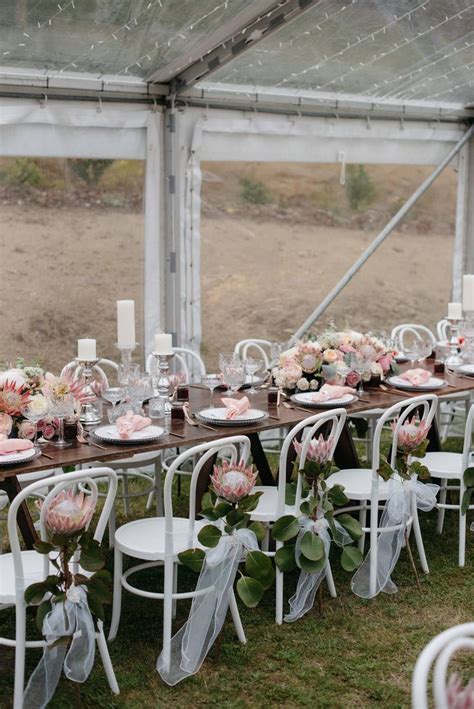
323 349 339 364
339 344 357 354
377 355 393 374
346 371 361 388
0 413 13 438
41 424 56 440
18 420 36 440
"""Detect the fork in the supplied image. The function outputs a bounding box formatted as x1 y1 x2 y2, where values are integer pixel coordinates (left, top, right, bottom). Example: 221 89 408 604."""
77 433 108 450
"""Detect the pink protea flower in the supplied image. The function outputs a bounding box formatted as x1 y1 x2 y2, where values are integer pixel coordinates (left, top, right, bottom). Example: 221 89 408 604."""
294 434 334 466
391 417 430 452
39 489 96 536
43 371 95 406
0 380 31 416
211 460 257 503
446 673 474 709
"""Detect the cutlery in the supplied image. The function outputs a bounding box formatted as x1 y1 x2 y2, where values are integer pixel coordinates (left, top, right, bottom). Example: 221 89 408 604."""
190 413 220 432
282 401 314 414
379 384 417 397
267 413 281 421
40 451 54 460
166 430 186 439
77 433 108 451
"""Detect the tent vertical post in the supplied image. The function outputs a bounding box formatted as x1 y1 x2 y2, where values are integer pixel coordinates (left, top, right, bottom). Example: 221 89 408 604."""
163 99 180 345
456 136 474 281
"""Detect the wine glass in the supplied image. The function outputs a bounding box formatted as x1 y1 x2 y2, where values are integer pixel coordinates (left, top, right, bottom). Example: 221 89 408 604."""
224 363 246 397
129 374 153 414
244 357 264 395
202 373 221 408
20 397 50 452
49 394 75 448
219 353 240 395
118 362 140 387
415 338 433 363
348 354 371 396
102 387 123 416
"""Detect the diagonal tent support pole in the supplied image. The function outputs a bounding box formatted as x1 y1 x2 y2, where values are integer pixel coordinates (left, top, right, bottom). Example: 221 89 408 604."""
293 124 474 341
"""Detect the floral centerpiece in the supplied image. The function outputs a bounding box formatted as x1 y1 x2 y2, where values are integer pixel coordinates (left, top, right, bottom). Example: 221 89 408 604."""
272 330 397 393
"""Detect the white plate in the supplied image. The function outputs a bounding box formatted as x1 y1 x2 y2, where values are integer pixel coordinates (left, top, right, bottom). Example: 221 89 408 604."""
93 424 166 444
387 375 446 391
458 364 474 376
291 392 357 408
0 446 37 465
197 408 268 426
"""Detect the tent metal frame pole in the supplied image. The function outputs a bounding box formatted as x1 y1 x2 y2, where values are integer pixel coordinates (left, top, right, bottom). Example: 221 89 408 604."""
293 124 474 340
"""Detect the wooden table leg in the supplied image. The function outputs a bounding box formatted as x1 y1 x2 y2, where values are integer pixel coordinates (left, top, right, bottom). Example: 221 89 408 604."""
0 476 38 549
249 434 275 485
333 422 361 469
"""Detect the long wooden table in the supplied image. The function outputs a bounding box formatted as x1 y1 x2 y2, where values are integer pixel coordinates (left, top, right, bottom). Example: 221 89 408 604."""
2 367 473 548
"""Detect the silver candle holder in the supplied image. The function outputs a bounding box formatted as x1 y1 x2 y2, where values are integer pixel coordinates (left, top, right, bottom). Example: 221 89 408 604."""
152 352 174 415
461 311 474 363
76 358 102 425
445 317 463 369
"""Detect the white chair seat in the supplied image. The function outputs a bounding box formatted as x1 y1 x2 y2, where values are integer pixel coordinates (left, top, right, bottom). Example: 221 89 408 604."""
115 517 208 561
326 468 392 500
413 451 463 478
250 486 297 522
102 450 161 468
0 551 92 605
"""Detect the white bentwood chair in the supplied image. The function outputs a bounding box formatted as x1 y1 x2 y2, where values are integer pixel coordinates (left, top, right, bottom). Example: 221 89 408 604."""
412 622 474 709
146 346 206 383
0 468 119 708
413 403 474 567
108 436 251 671
233 339 272 370
250 409 348 624
325 394 438 598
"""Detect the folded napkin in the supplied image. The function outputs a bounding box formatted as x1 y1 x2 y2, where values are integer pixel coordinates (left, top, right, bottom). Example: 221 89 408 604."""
221 396 250 420
0 438 34 456
116 411 152 439
311 384 356 403
399 369 432 386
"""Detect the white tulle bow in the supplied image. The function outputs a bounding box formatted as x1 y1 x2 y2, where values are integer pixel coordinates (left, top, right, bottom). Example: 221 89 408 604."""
351 477 439 599
23 585 96 709
157 528 259 686
284 515 351 623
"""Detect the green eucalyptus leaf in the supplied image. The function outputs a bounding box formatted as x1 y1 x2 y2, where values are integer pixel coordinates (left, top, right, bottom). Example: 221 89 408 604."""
298 553 326 573
87 590 105 621
409 461 431 481
24 582 48 605
463 467 474 486
337 514 363 541
201 492 214 511
461 488 473 515
236 575 265 608
245 551 275 590
178 548 206 572
300 531 324 561
34 540 55 555
79 543 105 572
274 545 297 572
197 524 222 548
200 507 221 522
88 575 111 602
340 546 363 572
226 508 247 527
299 500 311 516
238 492 263 513
377 457 395 482
248 521 266 543
327 484 349 507
272 515 300 542
36 599 52 632
285 482 297 506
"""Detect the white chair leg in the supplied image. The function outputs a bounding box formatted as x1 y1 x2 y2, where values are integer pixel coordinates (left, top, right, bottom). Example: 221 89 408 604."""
411 499 429 574
369 501 379 598
146 489 154 510
96 622 120 694
275 565 284 625
172 563 178 619
108 546 123 641
122 474 131 517
108 504 116 550
162 557 174 674
14 601 27 709
229 590 246 643
358 504 367 553
325 561 337 598
437 478 447 534
459 479 467 567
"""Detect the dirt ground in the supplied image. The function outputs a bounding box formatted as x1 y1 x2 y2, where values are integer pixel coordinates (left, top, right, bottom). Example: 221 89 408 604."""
0 204 453 372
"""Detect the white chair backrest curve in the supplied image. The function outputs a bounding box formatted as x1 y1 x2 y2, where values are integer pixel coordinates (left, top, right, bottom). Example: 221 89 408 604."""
391 324 436 350
371 395 438 476
163 436 252 555
436 319 450 342
461 403 474 471
277 409 348 513
60 358 118 387
7 467 117 598
412 622 474 709
234 339 272 369
146 347 206 383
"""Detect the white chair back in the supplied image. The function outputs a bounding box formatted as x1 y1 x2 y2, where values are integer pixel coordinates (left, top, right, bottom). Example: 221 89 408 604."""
7 468 117 600
436 319 450 342
163 436 251 557
412 622 474 709
146 347 206 383
461 403 474 471
60 358 119 387
234 339 272 369
276 409 348 513
391 324 436 351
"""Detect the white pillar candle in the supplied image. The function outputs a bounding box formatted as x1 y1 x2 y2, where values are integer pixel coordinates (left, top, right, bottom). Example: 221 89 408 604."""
78 338 96 361
154 332 173 355
117 300 136 349
447 302 462 319
463 275 474 312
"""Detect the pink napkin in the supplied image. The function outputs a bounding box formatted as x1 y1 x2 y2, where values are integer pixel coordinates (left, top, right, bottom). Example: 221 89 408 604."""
221 396 250 420
0 438 34 456
116 411 152 439
400 369 432 386
311 384 356 403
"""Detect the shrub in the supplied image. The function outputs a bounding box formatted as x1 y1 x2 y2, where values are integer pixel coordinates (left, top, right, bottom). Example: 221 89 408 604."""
69 159 114 186
9 158 43 187
240 177 272 205
346 165 376 211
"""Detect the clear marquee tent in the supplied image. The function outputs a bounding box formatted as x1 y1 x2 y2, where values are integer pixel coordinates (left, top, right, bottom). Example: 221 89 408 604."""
1 0 474 357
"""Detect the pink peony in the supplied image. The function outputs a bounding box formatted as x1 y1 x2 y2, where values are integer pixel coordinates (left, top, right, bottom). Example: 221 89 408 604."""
39 489 96 536
377 354 393 374
391 417 430 452
346 370 361 388
211 459 257 503
446 673 474 709
294 434 334 466
0 413 13 439
18 420 36 440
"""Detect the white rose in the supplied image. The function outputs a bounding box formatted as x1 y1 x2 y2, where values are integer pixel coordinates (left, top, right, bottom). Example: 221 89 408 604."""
28 394 49 416
310 379 319 390
296 377 309 391
0 368 27 388
371 362 383 376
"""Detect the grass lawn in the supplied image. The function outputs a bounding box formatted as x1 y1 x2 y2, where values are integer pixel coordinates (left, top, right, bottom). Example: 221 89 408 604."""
0 438 472 708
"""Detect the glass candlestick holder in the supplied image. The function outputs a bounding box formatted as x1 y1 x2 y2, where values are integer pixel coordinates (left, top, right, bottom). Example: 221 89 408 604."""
76 358 102 425
461 311 474 363
445 317 463 369
152 352 174 415
116 343 137 384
